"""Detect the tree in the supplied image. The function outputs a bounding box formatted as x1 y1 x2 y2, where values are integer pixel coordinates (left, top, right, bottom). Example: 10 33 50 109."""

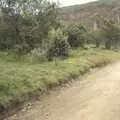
47 28 70 61
101 20 120 49
92 30 103 48
67 24 86 48
0 0 60 53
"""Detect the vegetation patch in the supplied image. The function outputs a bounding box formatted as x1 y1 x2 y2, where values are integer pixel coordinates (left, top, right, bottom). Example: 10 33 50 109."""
0 47 120 116
0 0 120 118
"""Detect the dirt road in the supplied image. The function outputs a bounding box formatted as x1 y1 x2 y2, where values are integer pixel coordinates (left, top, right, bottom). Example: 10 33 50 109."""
6 61 120 120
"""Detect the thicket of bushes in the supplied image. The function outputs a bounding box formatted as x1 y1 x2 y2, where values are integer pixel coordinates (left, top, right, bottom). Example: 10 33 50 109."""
67 24 86 48
0 0 120 62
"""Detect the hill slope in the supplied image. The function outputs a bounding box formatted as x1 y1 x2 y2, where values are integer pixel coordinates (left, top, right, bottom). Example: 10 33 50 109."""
60 0 120 29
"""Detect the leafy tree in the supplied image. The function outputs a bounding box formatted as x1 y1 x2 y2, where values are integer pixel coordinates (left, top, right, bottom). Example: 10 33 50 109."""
67 24 86 48
47 29 70 61
92 30 104 48
0 0 60 54
101 20 120 49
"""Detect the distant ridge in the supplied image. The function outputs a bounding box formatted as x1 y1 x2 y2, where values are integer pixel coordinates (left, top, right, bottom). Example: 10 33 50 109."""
60 1 99 13
60 0 120 29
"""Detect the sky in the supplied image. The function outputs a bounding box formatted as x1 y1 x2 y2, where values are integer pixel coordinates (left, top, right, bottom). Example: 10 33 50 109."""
52 0 98 6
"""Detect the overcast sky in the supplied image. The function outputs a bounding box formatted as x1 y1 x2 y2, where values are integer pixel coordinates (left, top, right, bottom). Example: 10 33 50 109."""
52 0 98 6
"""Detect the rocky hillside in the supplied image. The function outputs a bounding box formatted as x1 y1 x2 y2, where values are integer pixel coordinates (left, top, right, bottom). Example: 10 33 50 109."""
60 0 120 29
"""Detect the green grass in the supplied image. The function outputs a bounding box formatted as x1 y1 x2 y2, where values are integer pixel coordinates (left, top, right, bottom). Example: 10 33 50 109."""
0 47 120 107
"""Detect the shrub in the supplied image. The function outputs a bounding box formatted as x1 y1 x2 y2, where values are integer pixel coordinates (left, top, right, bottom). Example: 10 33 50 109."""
90 31 103 48
47 28 70 61
67 24 86 48
101 20 120 49
29 47 47 62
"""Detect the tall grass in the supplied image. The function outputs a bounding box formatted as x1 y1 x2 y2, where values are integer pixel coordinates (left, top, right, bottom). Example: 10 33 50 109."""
0 47 120 107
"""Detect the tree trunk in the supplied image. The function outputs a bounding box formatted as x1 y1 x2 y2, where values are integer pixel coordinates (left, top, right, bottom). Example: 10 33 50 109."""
105 40 111 49
96 40 100 48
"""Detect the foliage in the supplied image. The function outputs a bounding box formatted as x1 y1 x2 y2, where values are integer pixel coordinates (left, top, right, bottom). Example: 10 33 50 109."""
0 0 59 53
67 24 86 48
1 0 120 113
90 30 104 48
0 47 120 107
101 20 120 49
29 48 47 62
47 29 70 61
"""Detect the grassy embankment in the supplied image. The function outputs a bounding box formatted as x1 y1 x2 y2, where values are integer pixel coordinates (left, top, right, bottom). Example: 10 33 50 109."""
0 46 120 109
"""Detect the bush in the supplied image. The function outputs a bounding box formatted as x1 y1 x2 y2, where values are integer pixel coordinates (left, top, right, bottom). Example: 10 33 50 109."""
47 29 70 61
90 31 103 48
101 20 120 49
29 47 47 62
67 24 86 48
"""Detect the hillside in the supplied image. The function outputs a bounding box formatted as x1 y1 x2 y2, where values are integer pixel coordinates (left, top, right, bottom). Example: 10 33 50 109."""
60 0 120 29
